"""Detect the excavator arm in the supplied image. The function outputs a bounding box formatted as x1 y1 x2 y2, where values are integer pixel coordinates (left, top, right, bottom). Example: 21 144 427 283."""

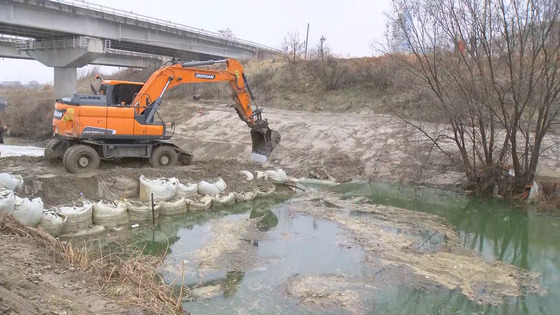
132 58 280 160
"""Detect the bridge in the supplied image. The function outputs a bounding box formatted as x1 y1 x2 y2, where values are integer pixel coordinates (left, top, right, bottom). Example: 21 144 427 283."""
0 0 279 98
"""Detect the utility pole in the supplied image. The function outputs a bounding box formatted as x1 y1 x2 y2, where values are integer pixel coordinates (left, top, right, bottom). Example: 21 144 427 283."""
320 35 327 61
304 23 310 60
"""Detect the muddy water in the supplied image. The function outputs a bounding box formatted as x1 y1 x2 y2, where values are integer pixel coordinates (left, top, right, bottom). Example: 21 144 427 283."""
131 183 559 314
328 182 560 314
0 138 43 157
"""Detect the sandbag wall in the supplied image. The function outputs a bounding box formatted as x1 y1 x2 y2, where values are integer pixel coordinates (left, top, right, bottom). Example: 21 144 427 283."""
0 169 289 239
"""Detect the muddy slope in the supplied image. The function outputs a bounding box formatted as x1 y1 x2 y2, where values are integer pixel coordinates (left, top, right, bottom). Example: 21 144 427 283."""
0 214 143 314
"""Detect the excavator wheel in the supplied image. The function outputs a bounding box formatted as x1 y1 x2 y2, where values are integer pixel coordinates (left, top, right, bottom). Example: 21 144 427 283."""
63 145 100 174
150 145 178 168
44 138 71 163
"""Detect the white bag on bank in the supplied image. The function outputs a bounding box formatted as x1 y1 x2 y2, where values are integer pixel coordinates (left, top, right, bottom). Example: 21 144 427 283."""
12 196 43 227
0 173 24 191
0 188 15 215
139 175 178 201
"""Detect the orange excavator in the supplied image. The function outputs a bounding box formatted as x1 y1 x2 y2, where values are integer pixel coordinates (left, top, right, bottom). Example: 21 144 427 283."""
44 58 280 173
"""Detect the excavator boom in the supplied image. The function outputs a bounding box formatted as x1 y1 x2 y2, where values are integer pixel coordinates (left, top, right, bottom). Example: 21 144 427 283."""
132 58 280 160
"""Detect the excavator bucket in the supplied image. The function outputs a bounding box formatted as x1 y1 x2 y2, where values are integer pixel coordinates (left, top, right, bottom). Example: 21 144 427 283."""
251 127 281 163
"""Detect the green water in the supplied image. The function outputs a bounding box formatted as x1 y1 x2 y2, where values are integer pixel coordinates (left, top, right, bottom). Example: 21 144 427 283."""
132 183 560 314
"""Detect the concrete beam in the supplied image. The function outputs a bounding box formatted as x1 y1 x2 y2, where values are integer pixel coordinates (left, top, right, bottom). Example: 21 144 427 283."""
0 40 164 67
20 37 104 67
0 1 266 59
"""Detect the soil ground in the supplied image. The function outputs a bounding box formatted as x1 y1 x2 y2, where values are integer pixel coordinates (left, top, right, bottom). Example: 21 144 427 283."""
0 214 147 315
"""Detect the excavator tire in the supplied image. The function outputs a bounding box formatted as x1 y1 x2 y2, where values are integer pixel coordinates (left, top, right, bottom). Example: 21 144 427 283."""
63 145 100 174
44 138 70 163
150 145 178 168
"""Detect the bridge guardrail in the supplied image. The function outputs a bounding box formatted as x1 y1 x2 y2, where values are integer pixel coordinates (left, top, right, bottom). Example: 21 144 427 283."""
40 0 281 53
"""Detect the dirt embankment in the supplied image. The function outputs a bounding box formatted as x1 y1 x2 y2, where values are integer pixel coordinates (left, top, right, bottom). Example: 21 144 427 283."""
0 214 178 314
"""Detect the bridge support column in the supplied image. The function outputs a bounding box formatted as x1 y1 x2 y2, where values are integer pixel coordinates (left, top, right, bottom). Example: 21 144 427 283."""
53 67 78 100
17 37 104 98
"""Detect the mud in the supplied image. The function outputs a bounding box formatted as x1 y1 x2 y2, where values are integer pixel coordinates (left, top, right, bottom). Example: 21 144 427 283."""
0 156 276 206
285 275 374 313
0 214 144 314
285 193 545 306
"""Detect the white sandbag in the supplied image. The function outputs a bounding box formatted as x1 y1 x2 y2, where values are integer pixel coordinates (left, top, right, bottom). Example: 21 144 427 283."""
0 173 24 190
37 212 67 237
98 177 139 200
57 201 94 234
214 178 227 191
234 191 257 202
188 195 212 211
528 181 539 202
126 201 160 222
238 170 254 181
0 188 15 215
212 192 235 207
93 200 129 227
160 197 188 216
139 175 178 202
177 181 198 197
265 169 288 183
256 171 268 181
60 225 106 240
12 196 43 227
255 186 276 198
198 178 227 195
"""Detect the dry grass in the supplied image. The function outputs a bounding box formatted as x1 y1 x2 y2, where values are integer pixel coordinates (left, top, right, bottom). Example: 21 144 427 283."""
1 87 54 139
0 214 186 314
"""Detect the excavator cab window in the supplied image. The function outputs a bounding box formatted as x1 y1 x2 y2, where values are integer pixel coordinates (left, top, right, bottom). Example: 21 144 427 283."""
110 84 143 105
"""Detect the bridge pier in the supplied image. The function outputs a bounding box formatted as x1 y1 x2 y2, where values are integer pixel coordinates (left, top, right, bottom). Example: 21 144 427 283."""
53 67 78 100
17 37 104 99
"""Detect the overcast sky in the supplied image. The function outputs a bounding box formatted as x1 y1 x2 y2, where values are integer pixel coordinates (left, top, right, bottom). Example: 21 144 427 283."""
0 0 392 84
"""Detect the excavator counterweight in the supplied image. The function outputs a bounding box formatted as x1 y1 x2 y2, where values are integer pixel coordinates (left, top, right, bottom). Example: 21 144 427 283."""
46 58 280 173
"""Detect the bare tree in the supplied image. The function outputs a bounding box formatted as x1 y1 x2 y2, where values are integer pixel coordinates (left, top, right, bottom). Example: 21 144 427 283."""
282 30 305 63
386 0 560 195
307 39 346 91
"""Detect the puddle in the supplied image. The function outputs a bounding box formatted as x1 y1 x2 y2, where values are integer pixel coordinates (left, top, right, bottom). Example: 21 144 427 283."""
94 182 560 314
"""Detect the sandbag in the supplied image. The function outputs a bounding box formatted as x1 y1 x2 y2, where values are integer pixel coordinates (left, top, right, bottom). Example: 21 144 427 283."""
60 225 106 240
239 170 254 181
188 195 212 211
255 186 276 198
0 188 15 215
98 177 139 201
256 171 268 181
177 181 198 197
198 178 227 195
233 191 257 202
265 169 288 183
12 196 43 227
139 175 178 202
37 212 67 237
160 197 188 216
93 200 129 227
212 192 235 207
0 173 24 190
126 201 160 222
57 201 94 234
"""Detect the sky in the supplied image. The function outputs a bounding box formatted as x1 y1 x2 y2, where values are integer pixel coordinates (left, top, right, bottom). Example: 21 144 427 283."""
0 0 392 84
